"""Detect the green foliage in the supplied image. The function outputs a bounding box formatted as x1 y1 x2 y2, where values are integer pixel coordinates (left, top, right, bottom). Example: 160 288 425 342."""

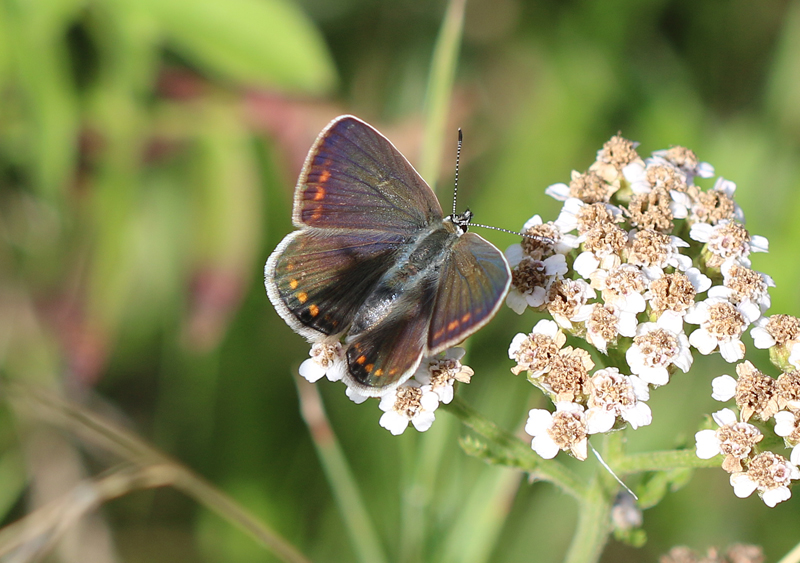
637 468 695 510
135 0 336 93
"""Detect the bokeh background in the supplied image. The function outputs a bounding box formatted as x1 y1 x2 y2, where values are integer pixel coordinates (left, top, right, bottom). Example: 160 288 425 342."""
2 0 800 561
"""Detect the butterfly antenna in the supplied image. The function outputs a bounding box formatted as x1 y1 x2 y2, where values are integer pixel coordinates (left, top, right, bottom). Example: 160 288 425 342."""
452 128 552 244
452 128 462 217
468 221 555 243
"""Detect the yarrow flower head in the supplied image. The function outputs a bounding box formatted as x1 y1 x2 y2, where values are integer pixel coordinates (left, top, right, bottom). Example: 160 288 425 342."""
501 132 800 514
650 145 715 182
750 314 800 372
695 408 763 473
776 370 800 411
685 297 758 363
299 340 346 383
525 402 589 461
538 346 594 403
689 220 768 269
508 320 566 377
711 361 779 422
708 261 774 320
729 451 800 507
545 278 595 330
412 347 473 405
644 269 711 333
626 321 692 386
585 368 652 433
378 380 440 436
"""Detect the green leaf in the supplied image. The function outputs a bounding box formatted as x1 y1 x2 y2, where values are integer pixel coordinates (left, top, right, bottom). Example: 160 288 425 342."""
6 0 84 198
0 449 26 522
141 0 336 94
612 527 646 548
635 467 694 510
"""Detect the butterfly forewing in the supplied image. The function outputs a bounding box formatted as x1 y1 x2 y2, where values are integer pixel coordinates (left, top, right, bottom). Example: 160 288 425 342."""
427 232 511 353
266 229 406 340
294 116 443 234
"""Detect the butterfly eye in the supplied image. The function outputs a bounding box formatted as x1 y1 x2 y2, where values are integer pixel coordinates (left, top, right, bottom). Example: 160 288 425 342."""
446 210 473 235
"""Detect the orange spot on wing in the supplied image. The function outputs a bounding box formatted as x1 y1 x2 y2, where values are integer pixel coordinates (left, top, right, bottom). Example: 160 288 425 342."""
289 279 298 289
311 206 323 221
297 292 308 303
365 363 374 372
447 320 460 331
461 312 471 323
308 304 319 317
313 185 326 201
374 369 383 377
356 355 367 365
319 170 331 184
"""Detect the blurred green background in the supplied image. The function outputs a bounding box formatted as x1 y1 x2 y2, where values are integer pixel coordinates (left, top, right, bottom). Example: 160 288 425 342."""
2 0 800 561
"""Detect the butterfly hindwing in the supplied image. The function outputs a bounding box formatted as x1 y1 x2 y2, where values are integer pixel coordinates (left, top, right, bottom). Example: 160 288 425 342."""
266 228 407 340
427 232 511 353
344 278 438 392
294 116 443 234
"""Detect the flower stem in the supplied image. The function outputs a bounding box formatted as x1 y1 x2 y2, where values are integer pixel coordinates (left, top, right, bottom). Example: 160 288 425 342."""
614 448 720 475
442 396 586 498
563 477 611 563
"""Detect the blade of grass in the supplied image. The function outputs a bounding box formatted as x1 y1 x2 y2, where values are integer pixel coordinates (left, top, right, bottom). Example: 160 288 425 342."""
419 0 467 192
295 377 389 563
4 383 311 563
438 466 521 563
400 413 456 563
0 463 177 560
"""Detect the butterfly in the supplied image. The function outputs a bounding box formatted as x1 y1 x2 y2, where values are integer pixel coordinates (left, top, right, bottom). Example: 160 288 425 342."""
265 115 511 397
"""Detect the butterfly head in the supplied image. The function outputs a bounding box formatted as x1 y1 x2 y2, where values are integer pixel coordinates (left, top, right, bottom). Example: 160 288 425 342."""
445 209 473 235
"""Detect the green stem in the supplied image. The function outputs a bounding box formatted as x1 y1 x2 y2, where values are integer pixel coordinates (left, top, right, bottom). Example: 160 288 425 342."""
563 477 611 563
777 538 800 563
295 378 389 563
442 396 586 499
614 449 720 475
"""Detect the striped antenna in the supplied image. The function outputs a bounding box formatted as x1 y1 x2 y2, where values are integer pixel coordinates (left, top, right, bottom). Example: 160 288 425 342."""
450 128 552 243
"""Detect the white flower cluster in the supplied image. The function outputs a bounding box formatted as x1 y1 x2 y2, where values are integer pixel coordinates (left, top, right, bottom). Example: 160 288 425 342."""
696 358 800 506
299 341 472 435
507 136 799 505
